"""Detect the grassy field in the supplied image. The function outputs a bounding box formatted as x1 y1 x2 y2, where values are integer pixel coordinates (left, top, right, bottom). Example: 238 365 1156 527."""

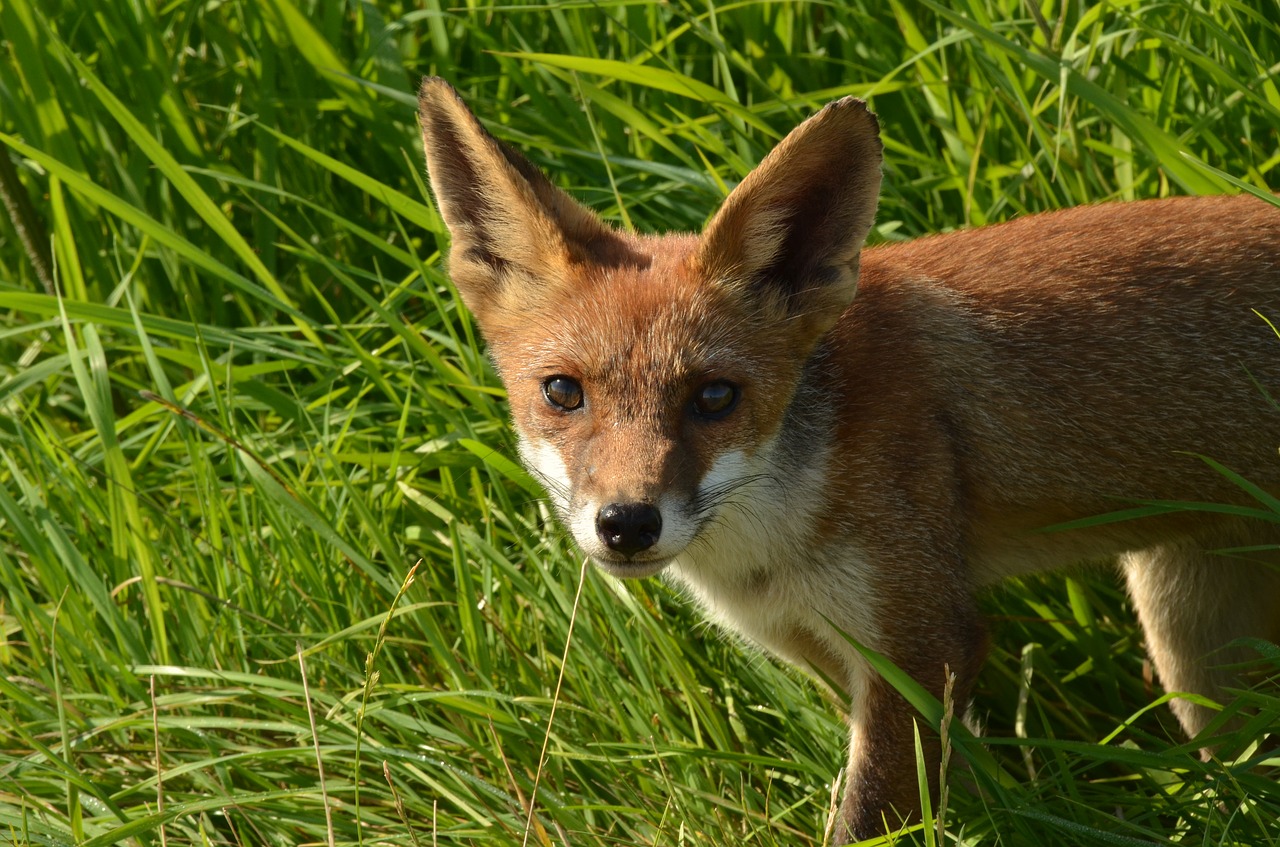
2 0 1280 844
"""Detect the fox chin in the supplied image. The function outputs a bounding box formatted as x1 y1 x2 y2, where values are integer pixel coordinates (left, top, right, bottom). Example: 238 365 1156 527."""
416 76 1280 842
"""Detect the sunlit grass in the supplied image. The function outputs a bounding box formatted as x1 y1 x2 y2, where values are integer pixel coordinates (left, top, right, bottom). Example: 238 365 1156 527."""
1 1 1278 844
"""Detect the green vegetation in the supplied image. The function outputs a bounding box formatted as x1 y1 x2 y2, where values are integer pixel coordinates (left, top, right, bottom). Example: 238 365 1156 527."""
2 0 1278 844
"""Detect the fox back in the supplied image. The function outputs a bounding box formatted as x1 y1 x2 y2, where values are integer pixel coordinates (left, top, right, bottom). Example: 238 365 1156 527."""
416 78 1280 841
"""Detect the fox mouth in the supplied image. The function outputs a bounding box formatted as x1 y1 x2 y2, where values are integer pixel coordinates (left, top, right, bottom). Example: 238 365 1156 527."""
590 554 674 580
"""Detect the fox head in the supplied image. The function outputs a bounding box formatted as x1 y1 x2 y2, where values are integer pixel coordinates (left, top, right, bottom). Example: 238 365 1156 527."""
417 78 882 578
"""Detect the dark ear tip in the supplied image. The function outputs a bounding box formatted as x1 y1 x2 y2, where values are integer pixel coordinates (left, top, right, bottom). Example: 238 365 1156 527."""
418 76 461 113
819 95 882 150
827 95 865 107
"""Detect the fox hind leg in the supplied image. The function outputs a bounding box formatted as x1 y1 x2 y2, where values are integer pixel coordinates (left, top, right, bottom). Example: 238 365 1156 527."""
1122 534 1280 743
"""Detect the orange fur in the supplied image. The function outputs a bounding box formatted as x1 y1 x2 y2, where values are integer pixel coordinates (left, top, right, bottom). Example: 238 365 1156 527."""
417 77 1280 841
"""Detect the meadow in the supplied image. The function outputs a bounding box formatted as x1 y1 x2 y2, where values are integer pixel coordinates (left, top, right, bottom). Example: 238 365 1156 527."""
2 0 1279 844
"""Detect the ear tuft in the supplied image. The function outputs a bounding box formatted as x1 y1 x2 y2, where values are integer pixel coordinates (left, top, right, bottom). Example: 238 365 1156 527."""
697 97 883 343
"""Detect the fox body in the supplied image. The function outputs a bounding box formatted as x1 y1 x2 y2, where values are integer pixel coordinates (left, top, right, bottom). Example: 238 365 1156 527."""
416 77 1280 840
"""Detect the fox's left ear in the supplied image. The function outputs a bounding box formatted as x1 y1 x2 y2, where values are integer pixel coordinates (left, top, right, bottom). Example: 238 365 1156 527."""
697 97 882 343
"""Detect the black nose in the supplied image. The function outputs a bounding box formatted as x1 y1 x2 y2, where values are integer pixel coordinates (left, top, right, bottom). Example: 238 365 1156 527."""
596 502 662 557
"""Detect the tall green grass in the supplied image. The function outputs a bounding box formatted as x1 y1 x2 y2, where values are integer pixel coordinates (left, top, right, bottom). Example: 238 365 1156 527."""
1 1 1278 844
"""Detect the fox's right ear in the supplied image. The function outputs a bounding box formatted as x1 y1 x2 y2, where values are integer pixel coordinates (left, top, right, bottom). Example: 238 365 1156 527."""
697 97 883 347
417 78 627 325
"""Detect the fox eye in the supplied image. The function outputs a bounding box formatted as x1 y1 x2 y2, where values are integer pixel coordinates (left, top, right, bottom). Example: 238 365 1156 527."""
692 380 739 419
543 376 584 411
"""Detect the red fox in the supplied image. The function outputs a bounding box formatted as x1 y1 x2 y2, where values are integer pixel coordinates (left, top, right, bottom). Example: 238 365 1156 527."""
416 77 1280 841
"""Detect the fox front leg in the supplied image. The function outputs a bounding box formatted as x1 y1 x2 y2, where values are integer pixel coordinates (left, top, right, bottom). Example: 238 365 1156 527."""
833 592 987 842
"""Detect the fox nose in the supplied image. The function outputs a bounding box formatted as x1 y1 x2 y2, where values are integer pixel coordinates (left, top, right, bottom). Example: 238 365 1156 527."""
596 502 662 557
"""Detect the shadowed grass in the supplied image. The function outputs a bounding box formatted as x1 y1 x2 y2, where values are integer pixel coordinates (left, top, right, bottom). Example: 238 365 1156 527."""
1 1 1278 845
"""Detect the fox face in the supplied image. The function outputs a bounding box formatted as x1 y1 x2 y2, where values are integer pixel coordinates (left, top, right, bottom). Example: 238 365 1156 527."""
496 249 815 577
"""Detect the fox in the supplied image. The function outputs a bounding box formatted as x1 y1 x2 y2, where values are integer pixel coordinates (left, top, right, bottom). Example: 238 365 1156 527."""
415 76 1280 841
